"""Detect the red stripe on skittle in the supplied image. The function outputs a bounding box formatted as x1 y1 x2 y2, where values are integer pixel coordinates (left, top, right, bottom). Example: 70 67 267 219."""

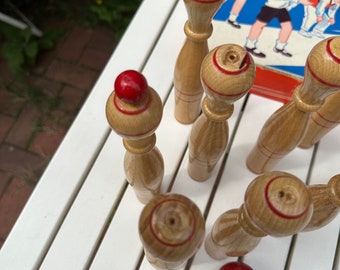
264 177 309 220
115 118 161 138
149 199 196 247
306 39 340 88
311 112 340 128
201 75 250 97
212 49 251 75
114 93 152 115
326 38 340 64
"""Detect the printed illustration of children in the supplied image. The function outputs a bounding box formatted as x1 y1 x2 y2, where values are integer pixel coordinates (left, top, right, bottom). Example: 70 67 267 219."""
311 0 340 38
299 0 319 37
227 0 247 28
244 0 310 58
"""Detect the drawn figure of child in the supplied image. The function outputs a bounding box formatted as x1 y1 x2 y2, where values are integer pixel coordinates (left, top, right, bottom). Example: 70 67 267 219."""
245 0 310 58
227 0 247 28
311 0 340 38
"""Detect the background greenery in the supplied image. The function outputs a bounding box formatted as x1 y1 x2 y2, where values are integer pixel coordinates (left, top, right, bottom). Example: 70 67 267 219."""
0 0 141 74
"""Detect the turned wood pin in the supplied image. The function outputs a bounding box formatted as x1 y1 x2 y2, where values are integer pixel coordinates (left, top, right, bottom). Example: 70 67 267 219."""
205 171 313 259
174 0 224 124
106 70 164 204
303 174 340 231
246 37 340 174
299 92 340 148
139 193 205 269
188 44 255 181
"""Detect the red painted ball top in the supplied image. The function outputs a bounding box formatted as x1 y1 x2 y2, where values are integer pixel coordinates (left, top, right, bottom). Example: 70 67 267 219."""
220 262 253 270
114 70 148 104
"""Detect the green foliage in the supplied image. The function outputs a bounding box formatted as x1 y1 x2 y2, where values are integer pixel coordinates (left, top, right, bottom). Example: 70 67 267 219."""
90 0 141 38
0 22 63 74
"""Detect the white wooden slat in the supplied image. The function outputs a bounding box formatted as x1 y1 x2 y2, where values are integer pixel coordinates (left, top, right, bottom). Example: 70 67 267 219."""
289 127 340 270
0 1 178 269
38 2 186 269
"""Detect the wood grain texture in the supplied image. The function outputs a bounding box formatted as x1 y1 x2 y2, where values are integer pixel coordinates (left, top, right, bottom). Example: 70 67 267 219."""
188 44 255 181
106 71 164 204
205 171 313 259
246 37 340 174
303 174 340 231
299 92 340 148
174 0 224 124
139 193 205 269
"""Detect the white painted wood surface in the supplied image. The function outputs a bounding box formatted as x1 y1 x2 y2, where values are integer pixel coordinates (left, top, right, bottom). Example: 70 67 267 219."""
0 0 339 269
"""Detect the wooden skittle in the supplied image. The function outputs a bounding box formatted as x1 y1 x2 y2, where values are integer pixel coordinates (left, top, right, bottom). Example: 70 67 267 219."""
174 0 224 124
299 92 340 148
188 44 255 181
106 70 164 204
205 171 313 259
303 174 340 231
139 193 205 269
246 37 340 174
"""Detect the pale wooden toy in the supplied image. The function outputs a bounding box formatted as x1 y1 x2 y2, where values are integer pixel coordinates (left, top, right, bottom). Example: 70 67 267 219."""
303 174 340 231
106 70 164 204
299 92 340 148
205 171 313 260
174 0 224 124
139 193 205 269
188 44 255 181
246 37 340 174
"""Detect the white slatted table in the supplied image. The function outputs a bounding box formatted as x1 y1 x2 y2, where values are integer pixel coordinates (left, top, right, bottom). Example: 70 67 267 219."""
0 1 339 269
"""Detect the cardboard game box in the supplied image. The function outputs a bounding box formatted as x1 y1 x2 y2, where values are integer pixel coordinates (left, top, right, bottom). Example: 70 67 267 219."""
209 0 340 102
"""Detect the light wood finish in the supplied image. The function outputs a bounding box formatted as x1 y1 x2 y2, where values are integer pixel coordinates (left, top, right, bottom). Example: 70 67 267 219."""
139 193 205 269
1 3 339 269
303 174 340 231
205 171 313 260
246 37 340 174
106 70 164 204
299 92 340 148
188 44 255 181
174 0 224 124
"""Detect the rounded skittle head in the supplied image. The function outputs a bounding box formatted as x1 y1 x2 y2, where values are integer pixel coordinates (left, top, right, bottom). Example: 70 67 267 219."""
302 37 340 101
139 193 205 264
244 171 313 236
200 44 255 104
328 174 340 208
106 70 163 140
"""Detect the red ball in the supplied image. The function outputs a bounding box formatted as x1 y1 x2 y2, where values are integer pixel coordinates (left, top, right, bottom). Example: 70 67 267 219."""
114 70 148 104
220 262 253 270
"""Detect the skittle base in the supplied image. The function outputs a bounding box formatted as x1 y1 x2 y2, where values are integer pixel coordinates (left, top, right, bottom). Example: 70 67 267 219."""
246 145 282 175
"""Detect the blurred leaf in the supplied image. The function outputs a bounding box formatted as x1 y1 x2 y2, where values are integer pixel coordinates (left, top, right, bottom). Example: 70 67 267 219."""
24 41 38 65
1 43 24 73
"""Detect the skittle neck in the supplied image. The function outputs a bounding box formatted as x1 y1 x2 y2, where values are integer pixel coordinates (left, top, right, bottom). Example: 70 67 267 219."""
238 205 267 238
202 96 234 122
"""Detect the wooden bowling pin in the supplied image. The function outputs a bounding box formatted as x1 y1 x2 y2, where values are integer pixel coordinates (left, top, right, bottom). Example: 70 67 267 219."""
299 92 340 148
174 0 224 124
188 44 255 181
246 37 340 174
106 70 164 204
303 174 340 231
139 193 205 269
205 171 313 259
